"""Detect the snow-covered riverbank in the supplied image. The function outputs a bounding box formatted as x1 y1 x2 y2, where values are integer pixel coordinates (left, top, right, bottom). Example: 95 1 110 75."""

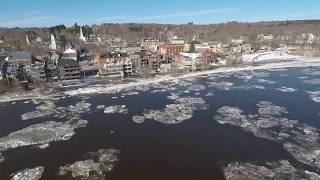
1 57 320 102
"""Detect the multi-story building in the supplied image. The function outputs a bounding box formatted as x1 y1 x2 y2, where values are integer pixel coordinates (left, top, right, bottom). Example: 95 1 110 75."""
159 44 185 58
97 52 133 77
8 51 33 67
141 39 162 52
57 59 81 81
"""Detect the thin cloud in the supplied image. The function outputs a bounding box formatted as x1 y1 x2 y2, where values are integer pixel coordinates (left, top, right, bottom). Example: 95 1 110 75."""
131 8 239 21
0 16 58 27
93 16 130 22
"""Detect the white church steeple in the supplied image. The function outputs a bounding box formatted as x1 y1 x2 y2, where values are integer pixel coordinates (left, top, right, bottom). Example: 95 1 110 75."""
79 27 86 43
49 34 57 51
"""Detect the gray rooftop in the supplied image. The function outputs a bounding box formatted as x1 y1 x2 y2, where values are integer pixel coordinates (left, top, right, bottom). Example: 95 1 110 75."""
57 59 79 67
8 51 32 60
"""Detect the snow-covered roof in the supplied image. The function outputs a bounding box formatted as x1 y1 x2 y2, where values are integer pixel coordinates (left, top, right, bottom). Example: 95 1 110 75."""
63 48 77 54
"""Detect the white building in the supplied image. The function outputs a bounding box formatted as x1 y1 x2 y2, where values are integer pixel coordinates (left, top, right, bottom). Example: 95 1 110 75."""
63 47 77 61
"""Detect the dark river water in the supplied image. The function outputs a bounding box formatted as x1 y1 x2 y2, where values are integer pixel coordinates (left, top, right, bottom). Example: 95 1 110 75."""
0 66 320 180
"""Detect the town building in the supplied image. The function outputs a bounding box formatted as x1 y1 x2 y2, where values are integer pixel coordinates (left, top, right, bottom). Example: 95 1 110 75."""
57 59 81 81
159 44 185 58
62 47 77 61
141 39 161 52
8 51 33 67
97 52 133 77
143 54 163 72
170 38 185 45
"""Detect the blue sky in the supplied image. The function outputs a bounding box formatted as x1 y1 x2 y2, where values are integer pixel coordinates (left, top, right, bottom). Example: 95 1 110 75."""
0 0 320 27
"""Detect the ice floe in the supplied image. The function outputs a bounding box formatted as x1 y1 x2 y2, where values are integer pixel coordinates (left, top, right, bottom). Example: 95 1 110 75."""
0 119 87 153
257 101 288 116
132 115 146 124
276 86 297 93
59 149 119 179
307 91 320 103
214 101 320 170
11 166 44 180
187 85 206 92
223 160 320 180
104 105 128 114
304 79 320 85
141 95 208 124
256 79 276 84
207 81 265 91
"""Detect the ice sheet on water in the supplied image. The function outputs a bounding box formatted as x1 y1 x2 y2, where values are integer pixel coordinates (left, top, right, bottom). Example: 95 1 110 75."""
207 81 265 91
252 71 271 78
132 115 146 124
256 79 276 84
104 105 128 114
276 86 297 93
59 149 119 179
187 85 206 92
304 79 320 85
0 119 87 153
96 105 105 110
223 160 320 180
302 69 320 76
214 102 320 170
307 91 320 103
11 166 44 180
257 101 288 116
21 100 92 121
21 109 57 121
142 95 208 124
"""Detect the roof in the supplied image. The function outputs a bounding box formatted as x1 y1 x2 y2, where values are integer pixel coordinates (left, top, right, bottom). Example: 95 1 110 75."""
57 59 79 67
63 48 77 54
100 52 128 58
8 51 32 60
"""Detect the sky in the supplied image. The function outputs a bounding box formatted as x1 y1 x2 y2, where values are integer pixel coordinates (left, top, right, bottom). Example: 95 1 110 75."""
0 0 320 27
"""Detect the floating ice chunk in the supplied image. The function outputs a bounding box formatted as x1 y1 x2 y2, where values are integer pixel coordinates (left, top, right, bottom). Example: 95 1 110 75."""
257 101 288 116
284 142 320 169
21 109 57 121
305 171 320 180
304 79 320 85
68 101 92 113
207 81 234 91
253 72 271 78
38 143 49 149
224 160 320 180
223 162 275 180
96 105 105 110
122 91 139 96
302 69 320 76
0 119 87 152
143 96 207 124
307 91 320 103
104 105 128 114
59 149 119 179
257 79 276 84
205 92 214 97
11 166 44 180
208 81 265 91
151 89 167 94
59 160 100 177
132 115 145 124
276 86 297 93
187 85 206 92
